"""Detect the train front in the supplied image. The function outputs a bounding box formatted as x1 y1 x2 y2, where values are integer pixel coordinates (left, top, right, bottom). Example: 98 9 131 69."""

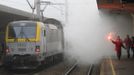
3 21 42 69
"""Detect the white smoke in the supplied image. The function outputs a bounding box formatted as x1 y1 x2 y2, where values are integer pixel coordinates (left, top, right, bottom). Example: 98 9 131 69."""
64 0 133 64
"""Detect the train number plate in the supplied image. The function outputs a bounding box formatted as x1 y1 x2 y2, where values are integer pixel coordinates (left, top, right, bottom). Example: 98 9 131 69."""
18 48 26 51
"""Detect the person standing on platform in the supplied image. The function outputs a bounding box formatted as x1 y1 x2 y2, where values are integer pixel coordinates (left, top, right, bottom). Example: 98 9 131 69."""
110 36 125 60
124 35 132 58
131 36 134 58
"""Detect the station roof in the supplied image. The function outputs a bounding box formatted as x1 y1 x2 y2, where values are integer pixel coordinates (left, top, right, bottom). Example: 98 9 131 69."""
0 4 36 30
97 0 134 13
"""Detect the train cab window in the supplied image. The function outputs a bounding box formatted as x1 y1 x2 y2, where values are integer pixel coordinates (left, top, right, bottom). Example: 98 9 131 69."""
8 22 36 39
8 26 16 39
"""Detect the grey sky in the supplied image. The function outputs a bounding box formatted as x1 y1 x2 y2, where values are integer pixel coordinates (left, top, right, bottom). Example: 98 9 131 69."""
0 0 65 21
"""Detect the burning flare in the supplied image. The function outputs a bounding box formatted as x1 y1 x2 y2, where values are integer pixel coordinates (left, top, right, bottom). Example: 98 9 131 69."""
107 32 115 41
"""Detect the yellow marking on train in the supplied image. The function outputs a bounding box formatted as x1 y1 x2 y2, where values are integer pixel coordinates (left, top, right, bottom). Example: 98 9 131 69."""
36 22 41 42
6 38 37 42
109 57 116 75
100 61 104 75
5 25 9 42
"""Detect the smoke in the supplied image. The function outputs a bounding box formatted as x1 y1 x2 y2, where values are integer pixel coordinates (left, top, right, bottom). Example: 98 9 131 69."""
64 0 133 64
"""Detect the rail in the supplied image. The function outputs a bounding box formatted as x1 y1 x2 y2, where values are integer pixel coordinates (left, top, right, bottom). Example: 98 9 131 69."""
64 63 77 75
87 64 93 75
64 63 94 75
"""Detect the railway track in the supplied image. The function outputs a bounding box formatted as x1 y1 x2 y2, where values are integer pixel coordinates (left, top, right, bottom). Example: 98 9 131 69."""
0 62 70 75
39 62 72 75
0 61 94 75
0 68 39 75
64 63 93 75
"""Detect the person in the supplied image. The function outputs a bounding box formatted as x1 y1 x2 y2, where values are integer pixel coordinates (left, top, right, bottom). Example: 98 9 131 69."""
110 36 125 60
131 36 134 58
124 35 132 58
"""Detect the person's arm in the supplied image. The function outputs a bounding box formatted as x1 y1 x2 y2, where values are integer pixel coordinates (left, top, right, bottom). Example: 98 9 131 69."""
111 39 116 44
123 39 125 43
122 43 126 49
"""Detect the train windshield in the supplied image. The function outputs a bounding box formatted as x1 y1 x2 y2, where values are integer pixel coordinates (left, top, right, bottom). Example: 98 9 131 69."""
8 22 36 39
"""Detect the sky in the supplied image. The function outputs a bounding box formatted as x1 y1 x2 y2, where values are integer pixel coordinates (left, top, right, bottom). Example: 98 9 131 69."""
0 0 65 21
0 0 133 64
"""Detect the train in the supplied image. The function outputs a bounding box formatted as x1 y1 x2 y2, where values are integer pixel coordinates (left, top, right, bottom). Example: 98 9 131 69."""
2 20 64 69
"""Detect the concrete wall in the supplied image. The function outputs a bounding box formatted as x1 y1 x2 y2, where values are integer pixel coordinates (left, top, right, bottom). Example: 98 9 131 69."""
99 10 133 38
131 14 134 35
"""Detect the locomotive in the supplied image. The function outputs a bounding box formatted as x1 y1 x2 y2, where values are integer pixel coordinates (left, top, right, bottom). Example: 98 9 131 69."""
3 20 64 69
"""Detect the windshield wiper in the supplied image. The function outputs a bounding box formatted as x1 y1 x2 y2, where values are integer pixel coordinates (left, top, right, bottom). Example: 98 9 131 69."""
17 27 30 42
23 32 30 42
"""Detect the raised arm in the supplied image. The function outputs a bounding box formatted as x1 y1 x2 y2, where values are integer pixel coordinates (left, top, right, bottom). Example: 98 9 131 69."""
111 39 116 44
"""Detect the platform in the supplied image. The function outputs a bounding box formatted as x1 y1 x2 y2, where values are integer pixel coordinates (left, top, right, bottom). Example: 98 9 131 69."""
100 56 134 75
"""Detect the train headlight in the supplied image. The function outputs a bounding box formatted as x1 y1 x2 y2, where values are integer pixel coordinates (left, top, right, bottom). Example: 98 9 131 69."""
5 47 10 54
35 48 40 52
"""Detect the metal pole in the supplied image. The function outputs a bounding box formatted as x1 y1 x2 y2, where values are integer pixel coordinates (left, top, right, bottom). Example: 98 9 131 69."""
65 0 68 23
35 0 41 20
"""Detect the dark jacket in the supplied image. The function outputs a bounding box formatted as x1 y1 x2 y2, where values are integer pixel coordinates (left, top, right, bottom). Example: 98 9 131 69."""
124 37 131 48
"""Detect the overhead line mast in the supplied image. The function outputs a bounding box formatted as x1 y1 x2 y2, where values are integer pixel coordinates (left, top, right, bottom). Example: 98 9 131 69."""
33 0 67 22
35 0 41 20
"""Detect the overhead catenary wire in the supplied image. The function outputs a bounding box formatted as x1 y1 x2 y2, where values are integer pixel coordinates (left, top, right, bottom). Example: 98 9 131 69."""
40 1 64 12
39 0 65 21
0 0 67 22
40 0 65 19
26 0 35 10
41 0 65 10
40 5 48 20
26 0 36 19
